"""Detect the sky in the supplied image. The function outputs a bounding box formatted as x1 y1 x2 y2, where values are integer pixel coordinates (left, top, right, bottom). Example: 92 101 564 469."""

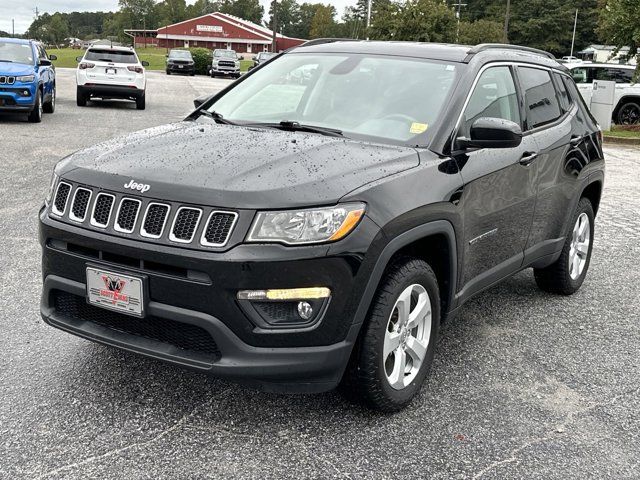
1 0 359 35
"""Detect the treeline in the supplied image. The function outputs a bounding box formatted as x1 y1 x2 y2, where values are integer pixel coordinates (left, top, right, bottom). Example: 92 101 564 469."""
21 0 623 58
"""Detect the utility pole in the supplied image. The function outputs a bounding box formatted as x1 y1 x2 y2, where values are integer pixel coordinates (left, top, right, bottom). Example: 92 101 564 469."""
503 0 510 43
570 9 578 57
452 1 467 43
12 19 14 37
271 0 277 52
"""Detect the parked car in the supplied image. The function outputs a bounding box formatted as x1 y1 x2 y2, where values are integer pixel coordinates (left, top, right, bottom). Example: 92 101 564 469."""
249 51 277 70
0 38 57 122
210 49 241 78
560 55 582 64
40 41 604 412
569 62 640 124
166 49 195 76
75 45 149 110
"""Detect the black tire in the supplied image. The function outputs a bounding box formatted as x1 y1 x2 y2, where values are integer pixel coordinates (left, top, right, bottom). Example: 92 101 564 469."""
76 87 87 107
534 197 595 295
190 71 195 76
136 94 146 110
166 69 171 75
616 101 640 125
342 257 440 412
43 85 55 113
27 89 42 123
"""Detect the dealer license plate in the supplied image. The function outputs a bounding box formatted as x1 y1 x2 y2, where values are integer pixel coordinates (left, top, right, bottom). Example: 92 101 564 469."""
106 67 117 75
86 267 144 317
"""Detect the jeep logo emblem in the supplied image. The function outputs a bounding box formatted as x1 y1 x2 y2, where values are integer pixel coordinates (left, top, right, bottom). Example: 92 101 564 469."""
124 179 151 193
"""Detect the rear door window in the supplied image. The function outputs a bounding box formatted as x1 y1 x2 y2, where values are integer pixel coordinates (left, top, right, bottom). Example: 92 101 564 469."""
553 72 572 111
85 49 137 64
518 67 562 130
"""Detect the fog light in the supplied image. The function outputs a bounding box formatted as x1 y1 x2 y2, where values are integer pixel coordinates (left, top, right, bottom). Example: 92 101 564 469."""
237 287 330 301
297 301 313 320
22 90 30 96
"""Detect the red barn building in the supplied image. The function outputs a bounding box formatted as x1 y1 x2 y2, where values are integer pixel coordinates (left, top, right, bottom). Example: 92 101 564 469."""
126 13 305 54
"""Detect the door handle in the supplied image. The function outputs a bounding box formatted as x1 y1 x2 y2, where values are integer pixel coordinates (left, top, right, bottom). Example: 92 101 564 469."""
519 152 538 166
570 136 582 146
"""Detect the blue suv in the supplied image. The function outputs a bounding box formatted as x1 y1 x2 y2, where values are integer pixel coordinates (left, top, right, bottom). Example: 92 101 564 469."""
0 38 57 123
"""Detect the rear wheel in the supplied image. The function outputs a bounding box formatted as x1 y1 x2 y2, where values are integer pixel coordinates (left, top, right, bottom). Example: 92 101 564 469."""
166 69 171 75
342 257 440 412
43 85 55 113
27 89 42 123
534 197 595 295
136 93 146 110
76 87 87 107
616 101 640 125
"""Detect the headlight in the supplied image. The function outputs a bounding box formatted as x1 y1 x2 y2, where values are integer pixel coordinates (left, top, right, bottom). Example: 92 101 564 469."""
16 75 35 83
248 203 365 245
45 172 58 206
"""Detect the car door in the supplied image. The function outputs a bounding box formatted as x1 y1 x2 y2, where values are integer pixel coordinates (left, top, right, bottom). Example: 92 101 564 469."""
36 44 52 99
453 65 538 297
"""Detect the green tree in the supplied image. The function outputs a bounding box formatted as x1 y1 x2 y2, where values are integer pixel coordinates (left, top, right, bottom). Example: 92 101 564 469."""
370 0 457 42
186 0 222 17
598 0 640 68
47 13 70 44
157 0 188 26
458 19 503 45
219 0 264 24
268 0 301 38
118 0 158 29
309 4 337 38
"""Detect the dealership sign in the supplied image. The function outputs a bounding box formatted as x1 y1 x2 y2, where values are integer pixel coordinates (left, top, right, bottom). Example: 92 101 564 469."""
197 25 223 33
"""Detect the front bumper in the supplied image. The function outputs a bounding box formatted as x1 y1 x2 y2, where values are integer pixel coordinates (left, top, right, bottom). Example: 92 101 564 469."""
39 208 380 392
211 67 240 76
78 84 145 100
0 82 36 111
167 64 195 73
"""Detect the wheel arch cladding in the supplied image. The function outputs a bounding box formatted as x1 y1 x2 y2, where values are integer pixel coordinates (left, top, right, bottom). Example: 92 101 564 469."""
581 180 603 216
352 220 457 331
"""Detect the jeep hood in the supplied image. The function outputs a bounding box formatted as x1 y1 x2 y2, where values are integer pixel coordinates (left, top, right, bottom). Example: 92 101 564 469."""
0 62 34 76
60 121 420 209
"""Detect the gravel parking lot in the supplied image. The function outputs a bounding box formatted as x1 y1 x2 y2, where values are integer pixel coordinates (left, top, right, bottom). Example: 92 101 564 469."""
1 68 638 479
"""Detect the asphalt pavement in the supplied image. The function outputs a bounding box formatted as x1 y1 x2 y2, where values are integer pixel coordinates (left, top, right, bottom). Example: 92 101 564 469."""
0 68 638 479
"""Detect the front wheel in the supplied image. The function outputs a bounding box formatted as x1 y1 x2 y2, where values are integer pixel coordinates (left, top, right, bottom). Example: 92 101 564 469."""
28 89 42 123
534 197 595 295
342 258 440 412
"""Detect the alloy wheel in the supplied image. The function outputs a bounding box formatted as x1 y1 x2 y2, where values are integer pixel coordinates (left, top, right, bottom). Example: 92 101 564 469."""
569 212 590 280
619 104 640 125
384 284 432 390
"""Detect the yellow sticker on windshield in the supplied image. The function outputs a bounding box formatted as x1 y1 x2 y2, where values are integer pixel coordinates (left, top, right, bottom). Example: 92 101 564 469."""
410 122 429 134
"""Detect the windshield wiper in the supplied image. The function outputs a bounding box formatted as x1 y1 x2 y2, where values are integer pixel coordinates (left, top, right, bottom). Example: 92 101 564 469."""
197 110 236 125
0 59 13 63
244 121 344 137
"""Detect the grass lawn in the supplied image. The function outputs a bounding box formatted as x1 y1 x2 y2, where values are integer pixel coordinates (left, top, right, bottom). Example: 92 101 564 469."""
48 47 253 72
604 126 640 139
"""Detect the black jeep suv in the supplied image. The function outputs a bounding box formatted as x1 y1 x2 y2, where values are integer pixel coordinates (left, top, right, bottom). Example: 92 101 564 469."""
40 41 604 411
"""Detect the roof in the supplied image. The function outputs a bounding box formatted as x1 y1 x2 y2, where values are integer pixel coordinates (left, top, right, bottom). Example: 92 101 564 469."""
87 45 133 52
293 40 561 67
0 37 32 45
567 62 635 69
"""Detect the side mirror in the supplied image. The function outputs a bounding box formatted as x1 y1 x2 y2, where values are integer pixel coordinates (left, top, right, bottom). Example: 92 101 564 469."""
76 56 83 62
194 94 214 109
141 60 150 67
49 54 57 61
239 56 245 61
165 54 169 58
39 58 52 66
458 118 523 150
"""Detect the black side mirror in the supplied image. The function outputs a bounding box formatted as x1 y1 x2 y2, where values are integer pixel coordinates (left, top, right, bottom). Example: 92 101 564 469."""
76 56 83 62
458 118 523 150
141 60 150 67
39 58 52 66
194 94 214 109
48 54 57 61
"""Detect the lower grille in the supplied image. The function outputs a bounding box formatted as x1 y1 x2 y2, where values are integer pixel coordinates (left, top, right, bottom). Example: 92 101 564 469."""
52 291 220 360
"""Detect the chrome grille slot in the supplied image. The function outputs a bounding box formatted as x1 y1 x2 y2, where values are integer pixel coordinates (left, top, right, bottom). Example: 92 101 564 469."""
52 182 72 216
114 198 141 233
201 211 237 247
69 188 92 222
91 193 115 228
169 207 202 243
141 203 170 239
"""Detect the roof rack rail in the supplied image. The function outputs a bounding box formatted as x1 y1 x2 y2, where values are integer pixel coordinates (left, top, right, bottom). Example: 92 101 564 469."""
466 43 556 61
299 38 358 47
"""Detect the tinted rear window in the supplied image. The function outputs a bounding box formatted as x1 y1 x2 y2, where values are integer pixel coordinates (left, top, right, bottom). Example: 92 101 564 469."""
85 49 137 64
519 67 562 129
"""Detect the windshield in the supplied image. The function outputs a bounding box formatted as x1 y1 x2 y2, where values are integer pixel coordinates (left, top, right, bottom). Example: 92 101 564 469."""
169 50 192 60
206 53 458 144
85 49 138 64
215 50 237 58
0 42 34 65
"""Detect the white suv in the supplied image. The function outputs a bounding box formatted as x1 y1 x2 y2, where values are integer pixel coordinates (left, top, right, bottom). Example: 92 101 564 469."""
569 63 640 125
76 46 148 110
